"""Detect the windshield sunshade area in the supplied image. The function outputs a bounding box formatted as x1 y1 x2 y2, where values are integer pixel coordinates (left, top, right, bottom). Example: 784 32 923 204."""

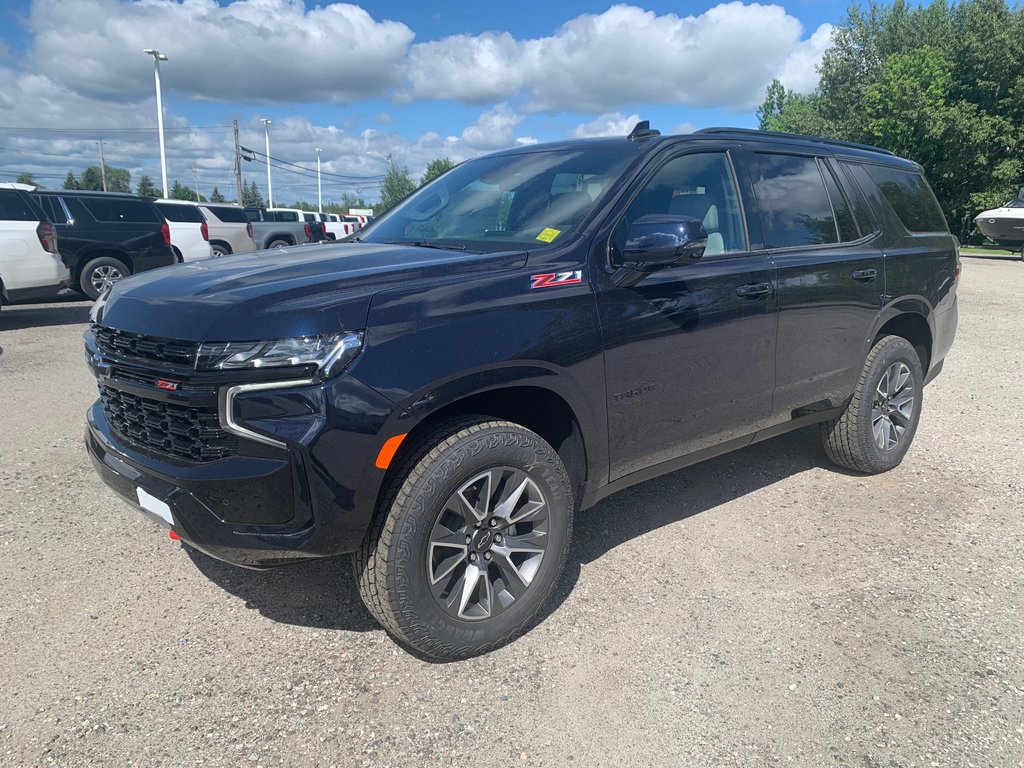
360 147 640 253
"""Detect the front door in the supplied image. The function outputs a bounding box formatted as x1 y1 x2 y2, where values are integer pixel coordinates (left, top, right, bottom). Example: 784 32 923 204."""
595 150 777 481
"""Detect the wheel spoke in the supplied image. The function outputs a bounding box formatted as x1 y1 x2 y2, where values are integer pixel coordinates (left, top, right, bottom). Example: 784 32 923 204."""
428 530 469 585
500 529 547 555
456 470 494 522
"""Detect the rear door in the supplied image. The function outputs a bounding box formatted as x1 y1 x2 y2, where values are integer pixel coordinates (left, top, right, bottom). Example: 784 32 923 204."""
596 147 778 480
738 149 884 421
0 189 61 291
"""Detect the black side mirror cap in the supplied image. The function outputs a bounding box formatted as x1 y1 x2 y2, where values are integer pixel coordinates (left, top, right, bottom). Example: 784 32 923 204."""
623 214 708 267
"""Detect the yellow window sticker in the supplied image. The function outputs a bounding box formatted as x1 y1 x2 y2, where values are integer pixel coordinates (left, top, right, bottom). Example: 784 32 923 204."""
536 228 561 243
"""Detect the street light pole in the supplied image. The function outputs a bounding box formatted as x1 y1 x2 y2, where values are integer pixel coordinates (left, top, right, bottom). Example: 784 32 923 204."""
143 49 169 197
260 118 273 208
315 147 322 212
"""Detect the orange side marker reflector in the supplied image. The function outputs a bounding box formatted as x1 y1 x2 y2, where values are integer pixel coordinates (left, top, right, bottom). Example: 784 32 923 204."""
168 530 181 541
375 433 408 470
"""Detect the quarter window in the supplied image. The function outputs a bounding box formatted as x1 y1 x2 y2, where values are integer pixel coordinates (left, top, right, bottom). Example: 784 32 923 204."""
749 153 838 248
0 191 38 222
862 165 948 233
82 198 160 223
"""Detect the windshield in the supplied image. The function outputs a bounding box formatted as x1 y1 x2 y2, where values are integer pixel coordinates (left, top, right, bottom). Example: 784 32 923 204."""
360 146 640 253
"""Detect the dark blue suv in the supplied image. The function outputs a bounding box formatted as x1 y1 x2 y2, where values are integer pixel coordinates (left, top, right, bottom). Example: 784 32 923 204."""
84 124 958 659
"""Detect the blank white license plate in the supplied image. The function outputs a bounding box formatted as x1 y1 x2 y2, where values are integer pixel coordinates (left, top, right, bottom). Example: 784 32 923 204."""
136 487 173 526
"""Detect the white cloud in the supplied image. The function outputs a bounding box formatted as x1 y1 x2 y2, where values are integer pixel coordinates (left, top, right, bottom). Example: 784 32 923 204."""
777 23 834 94
570 113 642 139
27 0 414 104
460 104 524 151
408 3 831 112
374 113 395 125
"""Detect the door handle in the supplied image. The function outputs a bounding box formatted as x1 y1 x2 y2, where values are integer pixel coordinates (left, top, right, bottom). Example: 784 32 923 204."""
852 268 878 282
736 282 772 298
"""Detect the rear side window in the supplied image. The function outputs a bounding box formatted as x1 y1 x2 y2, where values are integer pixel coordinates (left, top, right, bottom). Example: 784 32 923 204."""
862 165 947 232
749 153 838 248
205 206 249 223
836 162 877 235
820 163 859 242
303 213 316 222
271 210 299 222
156 203 204 223
35 196 68 224
0 190 40 221
82 198 160 223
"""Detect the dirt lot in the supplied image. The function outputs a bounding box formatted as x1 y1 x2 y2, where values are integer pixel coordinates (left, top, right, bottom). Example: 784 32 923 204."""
1 255 1022 768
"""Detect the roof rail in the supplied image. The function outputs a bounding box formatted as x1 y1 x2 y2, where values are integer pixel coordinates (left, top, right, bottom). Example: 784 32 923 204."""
694 127 895 156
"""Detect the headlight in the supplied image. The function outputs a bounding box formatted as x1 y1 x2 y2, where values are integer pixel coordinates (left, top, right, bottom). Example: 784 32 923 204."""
196 331 363 379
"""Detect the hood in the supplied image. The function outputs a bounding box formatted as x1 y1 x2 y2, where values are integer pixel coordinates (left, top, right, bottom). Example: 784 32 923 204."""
95 242 526 340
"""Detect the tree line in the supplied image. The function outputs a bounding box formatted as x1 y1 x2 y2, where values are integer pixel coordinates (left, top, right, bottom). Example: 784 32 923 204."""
11 155 457 216
758 0 1024 240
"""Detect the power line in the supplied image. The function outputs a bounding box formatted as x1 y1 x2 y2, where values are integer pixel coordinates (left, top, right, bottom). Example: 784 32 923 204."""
241 147 384 181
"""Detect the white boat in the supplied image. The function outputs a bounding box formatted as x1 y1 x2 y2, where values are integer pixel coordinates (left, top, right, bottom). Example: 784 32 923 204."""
974 194 1024 253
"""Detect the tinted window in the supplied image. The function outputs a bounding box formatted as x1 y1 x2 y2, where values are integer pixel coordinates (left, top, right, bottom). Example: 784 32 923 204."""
749 153 837 248
63 196 92 222
863 165 947 232
616 151 747 258
205 205 249 224
837 161 877 235
269 210 298 222
35 196 68 224
82 197 160 223
303 213 316 222
0 190 40 221
156 203 204 223
820 163 859 242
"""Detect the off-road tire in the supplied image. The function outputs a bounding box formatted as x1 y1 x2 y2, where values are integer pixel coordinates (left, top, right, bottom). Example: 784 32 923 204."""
820 334 924 474
354 417 574 660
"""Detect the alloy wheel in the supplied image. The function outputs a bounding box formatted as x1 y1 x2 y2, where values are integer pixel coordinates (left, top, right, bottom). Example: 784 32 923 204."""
427 466 549 621
90 265 123 294
871 361 915 451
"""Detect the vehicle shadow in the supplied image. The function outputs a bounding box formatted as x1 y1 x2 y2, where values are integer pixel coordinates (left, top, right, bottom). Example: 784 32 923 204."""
0 295 92 330
188 425 832 647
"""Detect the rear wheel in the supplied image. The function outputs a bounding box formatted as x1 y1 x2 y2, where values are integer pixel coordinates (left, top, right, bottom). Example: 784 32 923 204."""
267 239 290 249
79 256 129 300
211 243 231 257
820 335 924 474
355 418 573 660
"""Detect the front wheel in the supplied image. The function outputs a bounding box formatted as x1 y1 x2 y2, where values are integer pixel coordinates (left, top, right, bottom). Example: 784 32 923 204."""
355 418 574 660
820 335 924 474
79 256 129 301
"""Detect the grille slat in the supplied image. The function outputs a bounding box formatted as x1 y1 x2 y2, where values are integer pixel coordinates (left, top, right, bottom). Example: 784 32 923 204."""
100 385 237 463
94 326 198 367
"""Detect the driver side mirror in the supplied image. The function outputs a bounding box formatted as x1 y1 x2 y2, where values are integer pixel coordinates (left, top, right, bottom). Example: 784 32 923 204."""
623 214 707 267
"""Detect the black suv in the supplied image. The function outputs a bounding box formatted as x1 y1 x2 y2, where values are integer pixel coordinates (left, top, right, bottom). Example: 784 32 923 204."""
84 125 959 659
31 190 176 300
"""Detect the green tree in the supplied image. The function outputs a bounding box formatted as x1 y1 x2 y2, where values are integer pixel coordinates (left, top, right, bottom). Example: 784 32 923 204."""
210 186 225 202
421 157 455 186
63 171 79 190
757 0 1024 238
79 165 130 192
241 179 265 208
15 172 38 187
377 155 416 214
136 175 161 198
169 180 195 200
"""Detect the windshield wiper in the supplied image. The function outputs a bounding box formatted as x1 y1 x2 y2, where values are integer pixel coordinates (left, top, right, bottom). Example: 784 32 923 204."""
389 240 470 252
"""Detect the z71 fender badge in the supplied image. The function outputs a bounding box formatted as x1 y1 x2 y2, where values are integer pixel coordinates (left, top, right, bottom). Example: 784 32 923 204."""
530 270 583 289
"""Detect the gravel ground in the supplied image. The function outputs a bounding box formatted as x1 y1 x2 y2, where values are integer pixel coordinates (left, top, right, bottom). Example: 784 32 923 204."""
1 255 1022 768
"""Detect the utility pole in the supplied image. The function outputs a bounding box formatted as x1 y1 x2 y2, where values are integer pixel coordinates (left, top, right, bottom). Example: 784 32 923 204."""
232 119 243 205
315 147 322 212
191 163 200 202
97 139 107 192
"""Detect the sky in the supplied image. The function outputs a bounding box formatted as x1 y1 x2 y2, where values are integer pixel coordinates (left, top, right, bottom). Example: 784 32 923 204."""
0 0 847 206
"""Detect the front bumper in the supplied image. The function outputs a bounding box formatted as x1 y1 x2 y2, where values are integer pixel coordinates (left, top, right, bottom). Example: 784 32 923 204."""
85 371 400 568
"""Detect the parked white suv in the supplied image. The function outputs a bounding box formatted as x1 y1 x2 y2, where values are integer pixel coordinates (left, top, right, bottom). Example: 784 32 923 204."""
0 183 68 308
152 199 213 262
